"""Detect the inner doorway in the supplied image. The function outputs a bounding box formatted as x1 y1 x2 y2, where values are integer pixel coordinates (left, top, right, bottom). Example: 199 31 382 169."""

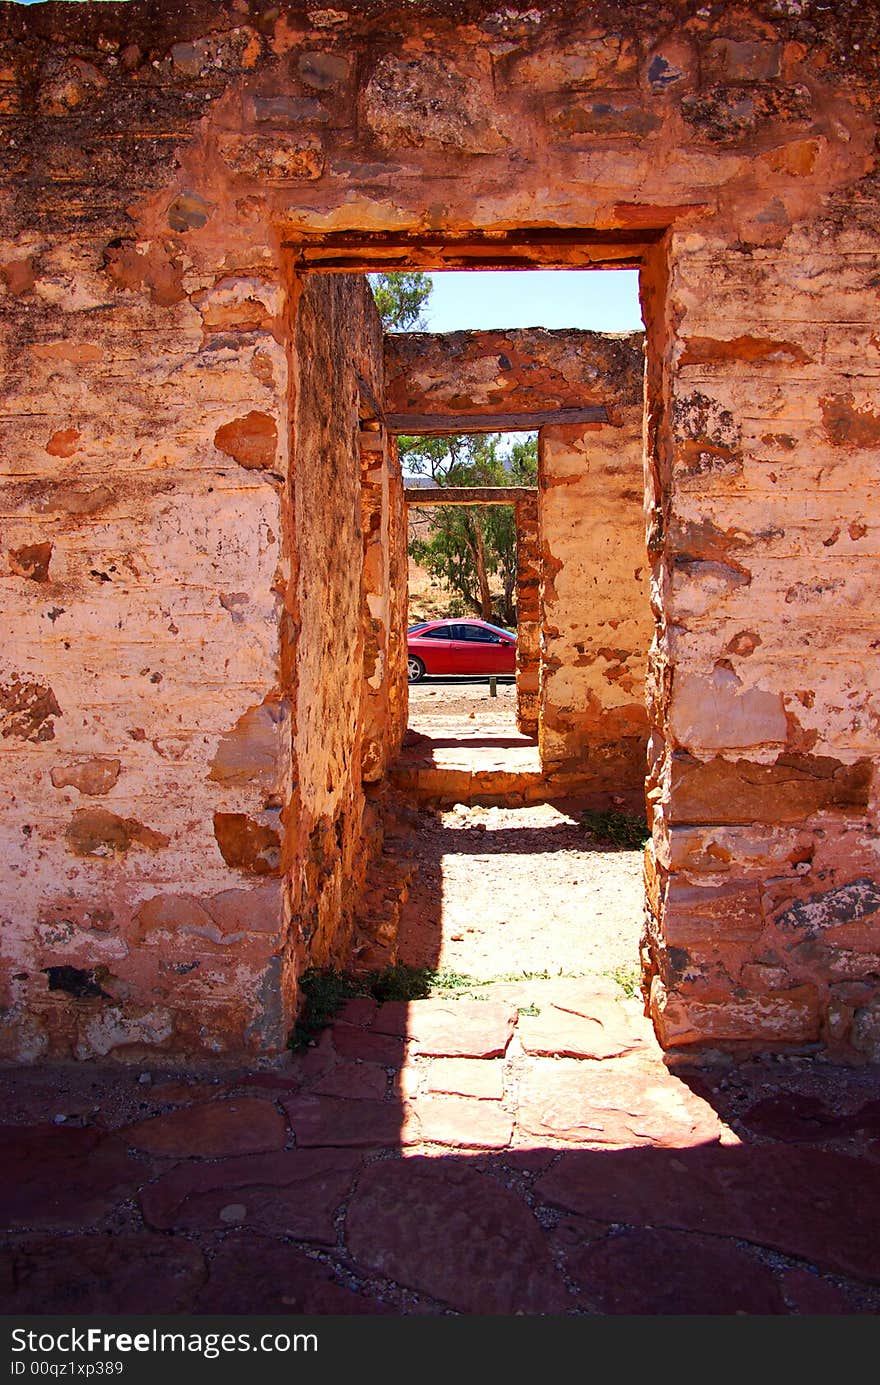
372 262 651 992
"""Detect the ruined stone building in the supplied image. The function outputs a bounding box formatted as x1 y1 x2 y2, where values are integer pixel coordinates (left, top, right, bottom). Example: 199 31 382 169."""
1 0 879 1064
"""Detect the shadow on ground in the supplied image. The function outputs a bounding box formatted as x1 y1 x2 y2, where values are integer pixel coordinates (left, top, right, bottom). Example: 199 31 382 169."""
3 985 880 1315
4 692 878 1316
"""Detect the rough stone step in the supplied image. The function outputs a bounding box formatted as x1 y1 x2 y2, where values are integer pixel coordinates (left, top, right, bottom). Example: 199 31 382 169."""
389 760 624 808
348 940 397 976
346 852 414 974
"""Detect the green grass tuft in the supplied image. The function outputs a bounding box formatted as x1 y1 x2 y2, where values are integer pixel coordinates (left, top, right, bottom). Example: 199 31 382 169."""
605 962 642 1000
287 963 479 1049
288 968 365 1051
579 808 650 850
365 963 474 1003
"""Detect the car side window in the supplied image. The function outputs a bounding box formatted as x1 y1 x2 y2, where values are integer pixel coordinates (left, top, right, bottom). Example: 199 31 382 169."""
420 627 452 639
452 624 499 643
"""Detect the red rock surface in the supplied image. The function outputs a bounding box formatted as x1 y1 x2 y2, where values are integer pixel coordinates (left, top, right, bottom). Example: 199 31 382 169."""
406 999 517 1058
345 1158 568 1315
194 1238 393 1315
139 1148 361 1242
124 1097 287 1157
423 1058 504 1100
517 1054 722 1147
5 1235 207 1313
402 1095 512 1149
282 1095 401 1148
0 1125 144 1230
3 982 879 1314
781 1268 862 1315
564 1227 787 1315
311 1061 388 1101
535 1143 880 1284
517 995 646 1059
331 1024 407 1066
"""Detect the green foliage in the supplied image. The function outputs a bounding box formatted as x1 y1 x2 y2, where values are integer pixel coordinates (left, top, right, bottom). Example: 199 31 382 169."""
367 962 473 1003
605 962 642 1000
287 963 476 1049
288 968 363 1050
369 271 432 330
406 433 538 624
579 809 651 850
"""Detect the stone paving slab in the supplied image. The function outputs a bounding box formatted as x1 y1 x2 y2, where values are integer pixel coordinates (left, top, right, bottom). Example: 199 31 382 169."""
312 1061 389 1101
403 1094 513 1149
405 998 518 1058
3 980 880 1314
140 1148 361 1242
517 998 646 1060
192 1237 394 1316
345 1158 568 1315
332 1024 407 1065
535 1142 880 1285
563 1226 788 1315
4 1235 208 1314
124 1096 288 1158
423 1057 505 1100
1 1125 146 1231
282 1094 401 1148
516 1053 724 1148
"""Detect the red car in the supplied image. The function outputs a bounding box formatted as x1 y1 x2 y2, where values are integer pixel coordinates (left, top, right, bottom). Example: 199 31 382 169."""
407 618 517 683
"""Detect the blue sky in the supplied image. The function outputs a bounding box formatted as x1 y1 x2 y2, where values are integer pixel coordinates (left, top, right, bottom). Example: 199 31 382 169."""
420 269 643 334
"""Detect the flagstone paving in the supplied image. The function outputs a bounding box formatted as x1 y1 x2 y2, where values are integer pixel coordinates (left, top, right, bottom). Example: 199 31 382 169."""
3 978 880 1315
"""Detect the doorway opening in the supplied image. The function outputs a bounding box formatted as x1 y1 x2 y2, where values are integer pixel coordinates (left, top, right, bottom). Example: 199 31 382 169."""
346 256 655 991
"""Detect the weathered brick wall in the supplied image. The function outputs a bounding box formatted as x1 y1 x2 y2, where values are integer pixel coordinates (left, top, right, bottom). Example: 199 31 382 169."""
1 0 879 1058
285 273 401 987
0 249 397 1062
386 438 409 761
360 429 408 784
642 216 880 1055
360 437 391 783
538 415 652 802
514 493 540 736
384 327 642 430
0 206 294 1061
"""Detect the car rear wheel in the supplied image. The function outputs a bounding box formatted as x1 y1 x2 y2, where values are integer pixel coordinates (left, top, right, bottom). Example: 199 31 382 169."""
407 655 426 684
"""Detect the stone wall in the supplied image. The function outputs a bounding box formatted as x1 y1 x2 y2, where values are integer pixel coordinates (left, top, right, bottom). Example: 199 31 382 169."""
285 272 402 991
360 413 408 785
1 0 879 1057
538 416 652 802
514 493 541 736
0 199 400 1059
641 220 880 1055
384 327 643 431
0 203 294 1061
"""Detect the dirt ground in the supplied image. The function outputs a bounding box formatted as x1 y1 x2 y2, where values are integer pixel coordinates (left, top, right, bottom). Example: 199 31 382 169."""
407 674 518 727
398 680 645 982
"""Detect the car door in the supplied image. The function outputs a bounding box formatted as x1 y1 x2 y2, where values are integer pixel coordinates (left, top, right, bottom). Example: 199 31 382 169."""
493 628 518 674
472 623 515 674
442 624 474 673
487 626 515 673
415 624 455 674
447 623 505 674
